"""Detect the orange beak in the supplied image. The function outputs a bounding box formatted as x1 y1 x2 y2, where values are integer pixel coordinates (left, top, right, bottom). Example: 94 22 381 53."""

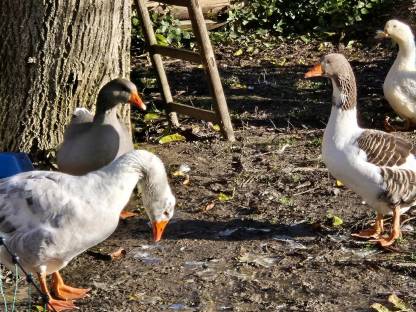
304 64 323 78
152 220 168 242
129 91 146 110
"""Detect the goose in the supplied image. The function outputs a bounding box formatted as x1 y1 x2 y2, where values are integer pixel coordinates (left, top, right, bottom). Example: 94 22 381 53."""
305 53 416 247
57 78 146 176
0 149 175 311
376 19 416 131
57 78 146 219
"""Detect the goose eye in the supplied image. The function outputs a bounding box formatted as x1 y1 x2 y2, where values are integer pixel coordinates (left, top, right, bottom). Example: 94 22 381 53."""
163 210 170 218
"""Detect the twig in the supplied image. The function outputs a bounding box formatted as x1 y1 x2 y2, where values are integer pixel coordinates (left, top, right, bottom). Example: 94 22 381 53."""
286 167 328 173
293 186 320 196
401 216 416 227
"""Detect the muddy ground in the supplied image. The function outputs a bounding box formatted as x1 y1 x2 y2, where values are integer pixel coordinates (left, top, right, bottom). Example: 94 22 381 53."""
6 8 416 312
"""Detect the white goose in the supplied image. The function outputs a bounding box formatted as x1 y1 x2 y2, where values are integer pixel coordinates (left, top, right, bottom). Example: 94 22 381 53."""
0 150 175 311
305 53 416 247
377 19 416 130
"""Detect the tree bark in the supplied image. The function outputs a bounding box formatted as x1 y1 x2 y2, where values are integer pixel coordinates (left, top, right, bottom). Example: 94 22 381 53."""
0 0 132 153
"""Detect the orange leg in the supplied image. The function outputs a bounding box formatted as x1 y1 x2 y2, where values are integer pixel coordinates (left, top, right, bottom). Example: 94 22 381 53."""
37 272 77 312
372 205 401 247
352 213 384 239
119 210 139 220
51 271 90 301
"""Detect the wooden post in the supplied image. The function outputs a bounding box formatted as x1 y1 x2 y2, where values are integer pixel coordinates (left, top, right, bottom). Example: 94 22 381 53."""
134 0 180 127
187 0 235 141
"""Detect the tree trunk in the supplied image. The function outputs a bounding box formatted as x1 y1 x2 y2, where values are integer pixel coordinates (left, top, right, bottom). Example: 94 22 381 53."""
0 0 132 153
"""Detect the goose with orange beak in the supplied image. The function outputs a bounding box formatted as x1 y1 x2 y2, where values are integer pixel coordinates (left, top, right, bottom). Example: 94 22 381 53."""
305 53 416 247
375 20 416 131
57 78 146 176
0 149 174 311
57 78 147 220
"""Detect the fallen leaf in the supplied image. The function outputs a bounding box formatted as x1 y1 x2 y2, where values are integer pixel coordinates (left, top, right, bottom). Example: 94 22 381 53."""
233 48 243 56
211 124 221 132
332 215 344 227
143 113 160 121
371 303 391 312
336 180 344 187
159 133 186 144
110 247 127 260
182 174 190 185
87 247 126 261
388 294 412 311
218 193 232 202
203 202 215 212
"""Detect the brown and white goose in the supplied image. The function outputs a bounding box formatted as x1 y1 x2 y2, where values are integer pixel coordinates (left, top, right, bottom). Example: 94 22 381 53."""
376 19 416 131
0 149 175 311
305 53 416 247
57 78 146 176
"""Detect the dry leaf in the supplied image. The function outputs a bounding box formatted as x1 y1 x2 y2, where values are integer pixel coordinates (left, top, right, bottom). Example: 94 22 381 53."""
203 202 215 212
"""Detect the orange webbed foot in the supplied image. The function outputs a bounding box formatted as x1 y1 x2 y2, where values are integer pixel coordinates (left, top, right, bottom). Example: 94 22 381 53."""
351 228 382 239
370 206 401 247
370 236 398 247
51 272 90 301
47 298 78 311
352 213 384 240
53 285 91 301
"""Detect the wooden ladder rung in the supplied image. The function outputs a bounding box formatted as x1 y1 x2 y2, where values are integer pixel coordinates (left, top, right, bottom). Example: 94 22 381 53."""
157 0 189 7
167 102 219 122
149 45 202 63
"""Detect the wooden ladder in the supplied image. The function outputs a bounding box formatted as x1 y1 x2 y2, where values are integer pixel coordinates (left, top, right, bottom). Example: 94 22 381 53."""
134 0 235 141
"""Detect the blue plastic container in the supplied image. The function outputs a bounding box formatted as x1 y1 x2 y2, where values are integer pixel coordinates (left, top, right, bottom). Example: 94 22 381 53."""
0 152 34 179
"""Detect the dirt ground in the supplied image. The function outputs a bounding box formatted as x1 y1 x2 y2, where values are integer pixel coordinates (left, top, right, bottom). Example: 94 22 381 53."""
5 9 416 312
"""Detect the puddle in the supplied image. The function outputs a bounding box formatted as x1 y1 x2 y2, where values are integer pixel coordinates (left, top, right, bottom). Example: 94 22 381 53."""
168 303 196 311
246 228 271 233
129 245 162 264
238 253 279 268
225 270 255 281
218 227 272 238
182 259 225 281
218 228 238 237
340 247 381 258
272 235 308 249
183 261 207 269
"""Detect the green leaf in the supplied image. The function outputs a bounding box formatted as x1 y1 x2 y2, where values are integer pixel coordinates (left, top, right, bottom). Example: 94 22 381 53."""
233 48 244 56
332 215 344 227
371 303 391 312
158 133 186 144
35 306 47 312
218 193 232 202
144 113 160 121
132 17 140 26
155 34 169 46
211 124 221 132
300 35 310 43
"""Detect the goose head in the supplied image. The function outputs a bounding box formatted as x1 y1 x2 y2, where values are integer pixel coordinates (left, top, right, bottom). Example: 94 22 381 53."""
143 185 175 242
305 53 357 110
136 152 176 242
376 20 414 45
96 78 146 114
